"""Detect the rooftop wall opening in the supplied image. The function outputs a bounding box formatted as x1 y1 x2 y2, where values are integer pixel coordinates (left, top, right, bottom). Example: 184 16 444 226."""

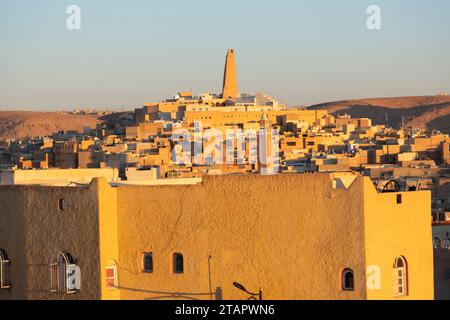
331 172 358 189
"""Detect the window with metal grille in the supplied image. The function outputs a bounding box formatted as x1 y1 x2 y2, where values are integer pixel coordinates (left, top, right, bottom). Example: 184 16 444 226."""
393 256 408 297
142 253 153 273
50 252 78 294
173 253 184 274
433 238 440 249
0 249 11 289
442 240 450 249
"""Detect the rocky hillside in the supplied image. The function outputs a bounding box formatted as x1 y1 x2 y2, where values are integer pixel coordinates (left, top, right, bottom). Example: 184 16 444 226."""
0 111 100 140
309 95 450 132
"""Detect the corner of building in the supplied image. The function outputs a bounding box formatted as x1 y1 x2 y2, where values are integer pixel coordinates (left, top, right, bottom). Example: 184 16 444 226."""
93 178 121 300
363 177 434 300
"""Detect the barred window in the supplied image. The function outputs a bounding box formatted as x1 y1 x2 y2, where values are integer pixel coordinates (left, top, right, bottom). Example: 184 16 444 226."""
50 252 78 294
393 256 408 297
0 249 11 289
434 237 440 249
442 240 450 249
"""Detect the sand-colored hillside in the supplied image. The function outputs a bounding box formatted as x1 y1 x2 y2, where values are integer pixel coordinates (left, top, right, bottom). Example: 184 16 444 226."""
0 111 100 140
309 95 450 132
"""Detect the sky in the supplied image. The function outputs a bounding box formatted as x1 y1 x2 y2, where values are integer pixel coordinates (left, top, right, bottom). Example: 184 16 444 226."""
0 0 449 110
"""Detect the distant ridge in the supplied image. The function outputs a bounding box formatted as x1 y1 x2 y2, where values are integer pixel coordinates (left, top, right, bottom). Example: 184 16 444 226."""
1 94 450 140
0 111 99 140
309 95 450 132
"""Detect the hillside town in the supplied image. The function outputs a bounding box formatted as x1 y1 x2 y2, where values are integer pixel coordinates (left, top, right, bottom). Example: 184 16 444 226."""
1 53 449 224
1 50 449 300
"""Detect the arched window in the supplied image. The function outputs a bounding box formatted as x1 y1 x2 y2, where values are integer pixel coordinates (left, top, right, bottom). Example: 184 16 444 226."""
50 252 76 294
173 253 184 274
393 256 408 297
0 249 11 289
142 253 153 273
342 269 354 291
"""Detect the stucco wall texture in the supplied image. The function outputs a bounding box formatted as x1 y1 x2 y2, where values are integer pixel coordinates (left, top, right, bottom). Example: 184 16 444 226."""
0 184 101 300
0 173 434 300
115 174 367 300
363 178 434 300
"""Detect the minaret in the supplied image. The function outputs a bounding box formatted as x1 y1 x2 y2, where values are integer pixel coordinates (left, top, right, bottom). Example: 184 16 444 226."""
258 112 277 175
222 49 239 99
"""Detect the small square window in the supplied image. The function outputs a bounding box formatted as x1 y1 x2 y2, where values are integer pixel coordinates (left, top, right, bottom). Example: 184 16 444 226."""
397 194 402 204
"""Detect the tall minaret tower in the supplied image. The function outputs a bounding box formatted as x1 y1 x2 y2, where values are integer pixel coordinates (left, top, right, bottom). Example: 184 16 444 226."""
222 49 239 99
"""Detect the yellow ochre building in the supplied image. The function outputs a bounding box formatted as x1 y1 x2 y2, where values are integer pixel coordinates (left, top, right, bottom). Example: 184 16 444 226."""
0 173 434 300
131 49 328 130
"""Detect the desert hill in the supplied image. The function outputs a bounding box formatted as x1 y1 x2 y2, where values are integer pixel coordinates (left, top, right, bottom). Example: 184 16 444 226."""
309 95 450 132
0 111 100 140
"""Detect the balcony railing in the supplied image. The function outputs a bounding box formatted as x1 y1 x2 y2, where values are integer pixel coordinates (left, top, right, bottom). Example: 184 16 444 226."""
434 239 450 249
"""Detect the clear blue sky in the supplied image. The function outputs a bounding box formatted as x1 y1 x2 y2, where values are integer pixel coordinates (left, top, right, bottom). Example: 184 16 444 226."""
1 0 449 110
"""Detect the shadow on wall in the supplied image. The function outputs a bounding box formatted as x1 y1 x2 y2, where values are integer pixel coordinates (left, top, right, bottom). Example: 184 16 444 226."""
428 114 450 133
115 286 223 301
312 102 450 132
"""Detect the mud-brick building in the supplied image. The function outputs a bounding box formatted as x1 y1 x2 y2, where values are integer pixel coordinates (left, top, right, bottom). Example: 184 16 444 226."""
0 173 434 300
